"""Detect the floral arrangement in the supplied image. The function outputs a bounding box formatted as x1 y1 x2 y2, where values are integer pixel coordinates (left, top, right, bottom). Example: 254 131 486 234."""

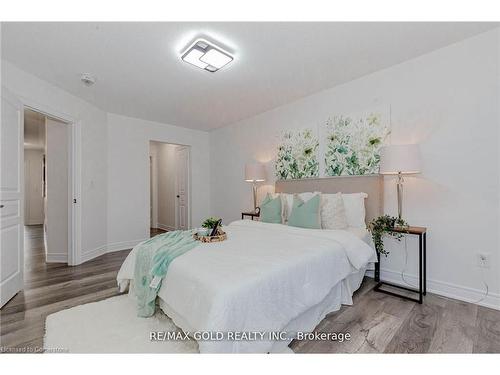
324 113 389 176
275 128 319 180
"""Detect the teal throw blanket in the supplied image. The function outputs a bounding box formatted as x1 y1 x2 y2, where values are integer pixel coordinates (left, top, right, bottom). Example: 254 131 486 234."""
133 230 198 317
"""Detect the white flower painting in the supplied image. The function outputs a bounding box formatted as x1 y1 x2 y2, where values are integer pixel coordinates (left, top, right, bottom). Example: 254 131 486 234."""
275 128 319 180
324 113 389 176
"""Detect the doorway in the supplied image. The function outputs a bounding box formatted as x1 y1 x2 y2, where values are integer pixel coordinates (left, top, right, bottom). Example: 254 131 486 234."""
149 141 191 234
23 108 71 264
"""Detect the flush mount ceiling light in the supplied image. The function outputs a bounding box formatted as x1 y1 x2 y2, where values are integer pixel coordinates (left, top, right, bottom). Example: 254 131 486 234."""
181 39 233 72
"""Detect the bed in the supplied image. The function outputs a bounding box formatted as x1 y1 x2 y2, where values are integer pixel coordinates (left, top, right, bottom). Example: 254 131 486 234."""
117 175 382 353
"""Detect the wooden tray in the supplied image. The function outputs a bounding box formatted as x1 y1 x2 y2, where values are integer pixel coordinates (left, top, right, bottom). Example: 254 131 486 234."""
193 230 227 243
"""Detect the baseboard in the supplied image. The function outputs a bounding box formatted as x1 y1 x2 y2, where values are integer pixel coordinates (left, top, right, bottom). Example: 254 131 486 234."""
157 223 175 231
366 268 500 310
106 239 148 253
46 252 68 263
80 238 148 264
80 244 107 263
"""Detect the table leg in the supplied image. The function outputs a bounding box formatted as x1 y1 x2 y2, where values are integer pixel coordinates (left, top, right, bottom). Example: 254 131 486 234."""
419 233 423 304
423 232 427 295
375 252 380 282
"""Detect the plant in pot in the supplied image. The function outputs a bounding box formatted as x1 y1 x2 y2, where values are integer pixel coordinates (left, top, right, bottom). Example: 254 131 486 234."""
201 217 222 236
367 215 408 256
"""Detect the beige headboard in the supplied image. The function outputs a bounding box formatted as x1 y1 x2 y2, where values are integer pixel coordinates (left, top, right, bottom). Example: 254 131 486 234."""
275 175 383 224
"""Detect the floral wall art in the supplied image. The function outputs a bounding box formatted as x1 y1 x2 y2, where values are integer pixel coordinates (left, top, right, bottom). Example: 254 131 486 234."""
324 113 390 176
274 111 389 180
275 128 319 180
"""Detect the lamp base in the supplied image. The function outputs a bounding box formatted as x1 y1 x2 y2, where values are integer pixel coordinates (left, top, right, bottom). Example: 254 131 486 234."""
397 172 404 220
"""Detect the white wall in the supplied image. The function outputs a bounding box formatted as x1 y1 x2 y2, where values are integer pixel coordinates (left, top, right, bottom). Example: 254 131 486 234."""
24 149 44 225
2 60 108 263
210 29 500 309
107 113 210 250
2 61 211 263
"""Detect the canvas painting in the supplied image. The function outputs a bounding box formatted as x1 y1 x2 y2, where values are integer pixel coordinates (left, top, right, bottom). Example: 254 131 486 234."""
275 128 319 180
324 113 389 176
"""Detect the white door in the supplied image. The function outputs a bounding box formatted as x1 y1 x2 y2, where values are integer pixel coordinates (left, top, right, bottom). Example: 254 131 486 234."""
175 147 190 230
45 118 69 263
0 88 24 308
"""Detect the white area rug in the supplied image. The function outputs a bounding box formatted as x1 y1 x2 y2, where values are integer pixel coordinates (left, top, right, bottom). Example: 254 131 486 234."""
44 295 199 353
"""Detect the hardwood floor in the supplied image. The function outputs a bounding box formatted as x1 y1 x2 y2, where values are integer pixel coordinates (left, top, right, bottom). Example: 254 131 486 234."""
1 225 499 353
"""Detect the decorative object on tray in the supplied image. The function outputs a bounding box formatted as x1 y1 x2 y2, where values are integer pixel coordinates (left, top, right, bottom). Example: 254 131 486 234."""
367 214 408 256
195 217 227 242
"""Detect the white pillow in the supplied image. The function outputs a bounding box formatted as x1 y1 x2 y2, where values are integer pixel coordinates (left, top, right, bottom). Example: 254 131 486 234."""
342 193 368 228
320 193 349 230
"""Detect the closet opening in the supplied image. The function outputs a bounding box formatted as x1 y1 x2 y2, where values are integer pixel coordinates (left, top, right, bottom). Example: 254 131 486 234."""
149 141 191 235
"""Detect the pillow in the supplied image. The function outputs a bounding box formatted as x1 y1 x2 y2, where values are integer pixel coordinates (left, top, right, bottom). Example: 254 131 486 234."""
342 193 368 228
269 192 287 223
287 194 321 229
282 192 319 222
260 193 283 223
321 193 349 229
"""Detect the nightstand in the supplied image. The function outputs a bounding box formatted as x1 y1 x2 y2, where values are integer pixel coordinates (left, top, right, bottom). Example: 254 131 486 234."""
241 211 260 220
374 226 427 304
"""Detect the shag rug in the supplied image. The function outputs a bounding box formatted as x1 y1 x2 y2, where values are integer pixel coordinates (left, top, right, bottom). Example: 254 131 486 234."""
44 295 199 353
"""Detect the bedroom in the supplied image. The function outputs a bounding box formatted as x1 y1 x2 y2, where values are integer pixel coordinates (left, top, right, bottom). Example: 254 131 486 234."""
1 0 499 372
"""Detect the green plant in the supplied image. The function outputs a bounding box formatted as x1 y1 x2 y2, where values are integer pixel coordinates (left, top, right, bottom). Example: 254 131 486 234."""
367 215 408 256
202 217 221 229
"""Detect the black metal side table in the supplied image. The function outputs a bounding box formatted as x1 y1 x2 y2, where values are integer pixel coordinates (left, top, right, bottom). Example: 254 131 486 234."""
374 226 427 304
241 211 260 220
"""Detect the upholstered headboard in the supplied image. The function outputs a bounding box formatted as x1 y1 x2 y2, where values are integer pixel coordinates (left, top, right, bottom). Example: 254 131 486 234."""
275 175 383 224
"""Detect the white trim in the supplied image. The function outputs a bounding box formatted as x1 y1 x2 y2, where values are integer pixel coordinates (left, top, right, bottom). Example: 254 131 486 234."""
106 239 148 253
20 98 82 266
46 252 68 263
157 223 175 231
80 238 149 263
366 268 500 311
80 244 108 264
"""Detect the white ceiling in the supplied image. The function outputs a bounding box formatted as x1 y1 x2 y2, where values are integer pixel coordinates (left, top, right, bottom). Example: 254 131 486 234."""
2 22 497 131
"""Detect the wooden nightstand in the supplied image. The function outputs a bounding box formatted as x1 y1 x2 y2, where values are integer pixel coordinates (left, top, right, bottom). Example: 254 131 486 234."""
241 211 260 220
374 226 427 304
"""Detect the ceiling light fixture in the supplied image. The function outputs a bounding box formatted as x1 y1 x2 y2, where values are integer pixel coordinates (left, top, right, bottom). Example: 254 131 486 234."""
181 39 233 72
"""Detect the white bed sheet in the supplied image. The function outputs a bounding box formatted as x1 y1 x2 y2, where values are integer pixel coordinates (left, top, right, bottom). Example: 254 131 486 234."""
117 220 376 353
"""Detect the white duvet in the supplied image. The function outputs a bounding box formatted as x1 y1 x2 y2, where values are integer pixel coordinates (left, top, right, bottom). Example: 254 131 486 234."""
117 220 376 353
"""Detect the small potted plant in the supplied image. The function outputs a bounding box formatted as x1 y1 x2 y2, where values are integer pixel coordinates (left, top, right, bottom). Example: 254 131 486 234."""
201 217 223 236
367 215 408 256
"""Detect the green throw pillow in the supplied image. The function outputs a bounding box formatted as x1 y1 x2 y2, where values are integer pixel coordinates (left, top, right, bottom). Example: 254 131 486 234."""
287 194 321 229
260 193 282 224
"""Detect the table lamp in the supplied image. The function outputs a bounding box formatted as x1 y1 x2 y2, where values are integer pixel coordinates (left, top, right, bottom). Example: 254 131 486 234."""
244 163 266 213
379 144 421 220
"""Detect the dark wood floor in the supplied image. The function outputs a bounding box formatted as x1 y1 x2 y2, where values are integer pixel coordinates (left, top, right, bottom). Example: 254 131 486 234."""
1 225 499 353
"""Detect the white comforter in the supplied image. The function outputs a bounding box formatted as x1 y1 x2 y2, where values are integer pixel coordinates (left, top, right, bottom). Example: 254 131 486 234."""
117 220 376 353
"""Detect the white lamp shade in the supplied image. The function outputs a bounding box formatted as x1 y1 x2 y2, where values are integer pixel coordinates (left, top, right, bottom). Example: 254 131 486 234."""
245 163 266 182
379 144 422 175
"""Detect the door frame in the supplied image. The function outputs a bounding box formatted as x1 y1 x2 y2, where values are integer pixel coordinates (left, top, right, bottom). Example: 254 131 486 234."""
148 141 192 231
21 100 81 266
174 145 191 230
